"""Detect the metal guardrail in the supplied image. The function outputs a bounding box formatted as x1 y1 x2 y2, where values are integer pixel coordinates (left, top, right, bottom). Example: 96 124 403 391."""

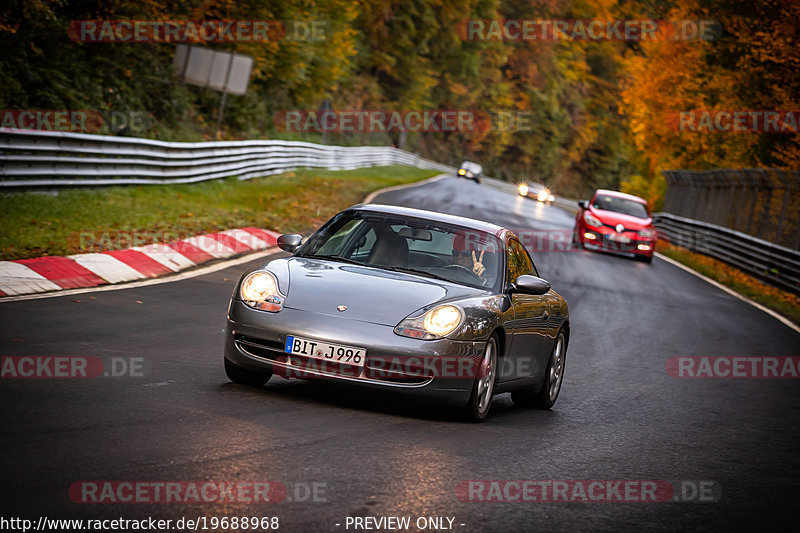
0 129 455 187
654 212 800 294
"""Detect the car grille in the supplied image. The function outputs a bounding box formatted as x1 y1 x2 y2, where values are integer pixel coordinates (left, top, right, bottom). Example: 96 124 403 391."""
603 222 637 233
594 234 638 252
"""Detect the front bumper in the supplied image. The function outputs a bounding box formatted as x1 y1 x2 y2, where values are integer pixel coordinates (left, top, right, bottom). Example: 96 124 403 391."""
224 300 484 406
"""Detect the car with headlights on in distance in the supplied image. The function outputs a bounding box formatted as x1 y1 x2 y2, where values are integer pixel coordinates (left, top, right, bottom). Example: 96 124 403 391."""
457 161 483 183
573 189 656 263
224 204 570 421
518 182 555 204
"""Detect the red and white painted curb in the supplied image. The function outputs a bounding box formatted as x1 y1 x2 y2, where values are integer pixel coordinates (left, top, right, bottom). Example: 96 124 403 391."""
0 227 280 297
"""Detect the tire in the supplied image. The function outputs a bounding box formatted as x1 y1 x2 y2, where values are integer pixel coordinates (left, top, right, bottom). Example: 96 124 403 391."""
571 231 583 249
460 336 498 422
225 359 272 387
640 255 653 264
512 330 566 409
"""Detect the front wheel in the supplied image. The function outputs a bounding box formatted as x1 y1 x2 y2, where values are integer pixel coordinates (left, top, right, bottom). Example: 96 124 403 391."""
460 336 498 422
225 359 272 387
512 330 566 409
571 231 583 249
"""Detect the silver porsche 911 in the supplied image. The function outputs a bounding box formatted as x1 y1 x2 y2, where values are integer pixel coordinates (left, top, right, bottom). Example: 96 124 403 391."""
224 204 569 421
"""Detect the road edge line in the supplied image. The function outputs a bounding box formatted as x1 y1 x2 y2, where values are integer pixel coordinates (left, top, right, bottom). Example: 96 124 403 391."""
363 173 448 204
655 251 800 335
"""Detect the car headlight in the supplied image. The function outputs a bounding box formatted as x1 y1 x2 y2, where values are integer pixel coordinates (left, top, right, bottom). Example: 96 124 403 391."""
518 184 529 196
458 169 466 175
583 211 602 227
394 305 464 340
537 189 550 202
240 271 284 312
638 228 656 239
548 194 555 202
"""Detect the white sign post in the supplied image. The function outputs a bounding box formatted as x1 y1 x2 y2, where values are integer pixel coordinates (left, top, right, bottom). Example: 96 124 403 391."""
174 45 254 138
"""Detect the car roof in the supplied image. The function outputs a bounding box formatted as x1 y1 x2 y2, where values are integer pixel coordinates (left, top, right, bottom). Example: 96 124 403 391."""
351 203 507 235
593 189 648 204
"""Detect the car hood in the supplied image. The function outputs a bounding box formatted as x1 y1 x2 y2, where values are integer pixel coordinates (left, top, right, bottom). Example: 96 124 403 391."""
591 208 652 230
281 257 483 326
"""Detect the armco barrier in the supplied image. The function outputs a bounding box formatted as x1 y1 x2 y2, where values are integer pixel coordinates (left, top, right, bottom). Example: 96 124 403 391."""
654 212 800 294
0 129 455 187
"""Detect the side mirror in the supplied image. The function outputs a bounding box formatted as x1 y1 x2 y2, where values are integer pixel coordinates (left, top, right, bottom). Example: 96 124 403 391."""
511 275 551 295
277 234 303 253
578 200 588 209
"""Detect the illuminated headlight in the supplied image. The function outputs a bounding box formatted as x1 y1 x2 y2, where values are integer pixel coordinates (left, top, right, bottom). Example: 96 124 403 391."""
518 184 529 196
583 211 602 227
638 228 656 240
637 244 651 251
537 189 550 202
240 271 284 312
394 305 464 340
548 194 555 202
584 232 597 240
458 169 466 175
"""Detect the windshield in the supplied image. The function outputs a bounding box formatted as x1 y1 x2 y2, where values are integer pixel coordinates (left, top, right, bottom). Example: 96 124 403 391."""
298 211 503 291
592 194 650 219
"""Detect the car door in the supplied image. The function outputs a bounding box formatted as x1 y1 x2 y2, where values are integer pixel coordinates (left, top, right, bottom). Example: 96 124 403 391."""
499 237 551 383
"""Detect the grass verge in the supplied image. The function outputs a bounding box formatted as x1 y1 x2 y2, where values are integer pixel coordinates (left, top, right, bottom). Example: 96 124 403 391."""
0 166 439 260
656 241 800 326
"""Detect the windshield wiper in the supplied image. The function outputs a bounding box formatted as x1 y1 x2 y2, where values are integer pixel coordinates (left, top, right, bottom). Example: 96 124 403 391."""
304 257 459 284
304 254 366 266
381 266 453 283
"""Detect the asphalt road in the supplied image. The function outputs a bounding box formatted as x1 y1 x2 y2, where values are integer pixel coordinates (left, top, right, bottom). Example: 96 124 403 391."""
1 176 798 532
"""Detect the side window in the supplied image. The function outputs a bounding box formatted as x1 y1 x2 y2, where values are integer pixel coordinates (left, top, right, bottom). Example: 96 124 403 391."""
520 240 539 278
506 238 535 283
316 219 360 256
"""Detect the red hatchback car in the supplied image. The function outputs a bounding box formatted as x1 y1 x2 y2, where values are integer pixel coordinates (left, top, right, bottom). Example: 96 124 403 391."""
573 189 656 263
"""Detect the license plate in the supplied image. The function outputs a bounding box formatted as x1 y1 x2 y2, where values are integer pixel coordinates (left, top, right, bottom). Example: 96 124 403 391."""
284 335 366 367
608 233 631 243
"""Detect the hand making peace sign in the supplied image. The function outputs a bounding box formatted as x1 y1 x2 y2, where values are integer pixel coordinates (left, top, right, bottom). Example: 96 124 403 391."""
471 250 486 278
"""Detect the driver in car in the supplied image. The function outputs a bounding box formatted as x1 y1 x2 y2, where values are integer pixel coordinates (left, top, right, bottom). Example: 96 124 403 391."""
452 234 487 284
